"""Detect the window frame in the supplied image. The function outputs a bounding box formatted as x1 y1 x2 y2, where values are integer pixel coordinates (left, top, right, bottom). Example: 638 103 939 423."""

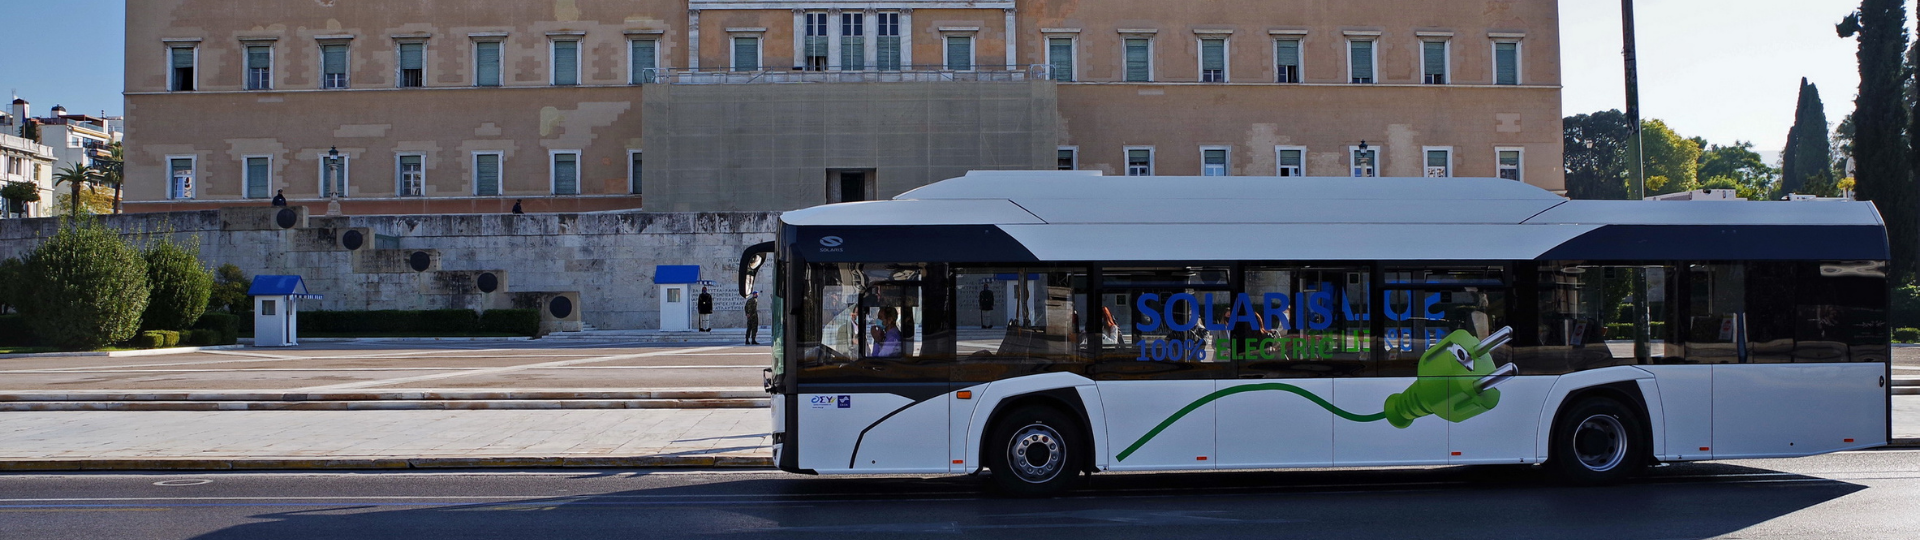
1493 40 1522 85
550 150 582 195
627 149 644 195
319 42 352 89
550 38 582 86
243 42 274 91
1349 145 1380 178
1045 36 1076 82
629 38 660 84
166 155 196 200
1123 36 1154 82
731 34 763 72
802 12 830 71
316 151 351 198
875 11 903 71
840 12 867 71
1057 146 1079 170
1124 146 1156 176
168 45 198 92
1420 39 1450 85
1200 145 1232 176
1198 37 1229 83
944 34 976 72
1422 146 1454 178
242 154 273 199
396 40 428 88
1347 38 1377 84
394 153 427 197
1275 145 1307 177
472 151 503 196
473 39 504 87
1273 37 1303 84
1496 147 1525 182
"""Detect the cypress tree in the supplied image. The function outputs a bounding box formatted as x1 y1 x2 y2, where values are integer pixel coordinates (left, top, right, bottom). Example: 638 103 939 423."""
1781 79 1834 196
1839 1 1915 279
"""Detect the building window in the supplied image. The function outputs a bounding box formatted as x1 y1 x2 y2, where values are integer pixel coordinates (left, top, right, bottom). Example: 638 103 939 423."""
733 36 761 71
1202 147 1230 176
244 156 271 199
803 13 829 71
245 45 272 90
170 46 196 91
398 42 425 87
1275 39 1301 83
1424 148 1453 177
1125 147 1154 176
1350 146 1378 177
1498 148 1524 181
1349 40 1375 84
397 154 425 196
628 150 643 194
945 35 973 71
1048 37 1075 82
475 41 503 87
552 40 580 85
1124 38 1152 82
321 44 350 89
631 39 658 84
1200 38 1227 83
552 152 580 195
841 13 866 70
1495 42 1521 85
1276 147 1305 176
168 157 195 200
876 13 902 71
1057 147 1078 170
319 153 350 197
474 153 501 196
1422 40 1448 84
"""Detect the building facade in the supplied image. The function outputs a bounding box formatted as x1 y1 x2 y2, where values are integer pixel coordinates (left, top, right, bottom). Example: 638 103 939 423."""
0 131 57 218
124 0 1563 214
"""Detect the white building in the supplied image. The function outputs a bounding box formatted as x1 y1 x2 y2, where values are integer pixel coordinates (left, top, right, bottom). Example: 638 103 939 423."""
1 131 57 218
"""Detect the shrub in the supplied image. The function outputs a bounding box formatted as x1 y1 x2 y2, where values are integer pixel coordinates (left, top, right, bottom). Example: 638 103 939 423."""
17 219 151 350
419 309 481 333
1896 328 1920 344
193 313 240 345
1894 282 1920 330
0 314 36 347
141 237 213 331
0 258 22 313
209 264 252 316
131 331 166 349
480 309 541 336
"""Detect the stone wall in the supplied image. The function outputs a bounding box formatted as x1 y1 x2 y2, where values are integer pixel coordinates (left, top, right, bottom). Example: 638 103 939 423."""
0 208 779 331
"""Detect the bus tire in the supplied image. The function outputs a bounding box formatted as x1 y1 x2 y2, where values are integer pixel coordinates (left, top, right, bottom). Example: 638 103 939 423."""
1548 396 1648 485
986 405 1083 497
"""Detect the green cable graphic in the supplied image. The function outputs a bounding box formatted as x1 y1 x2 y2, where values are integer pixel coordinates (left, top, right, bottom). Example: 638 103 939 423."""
1114 328 1518 463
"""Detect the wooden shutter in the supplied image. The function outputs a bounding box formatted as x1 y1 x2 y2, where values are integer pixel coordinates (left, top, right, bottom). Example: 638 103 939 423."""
632 40 657 83
1049 38 1073 81
476 42 501 86
476 154 500 196
246 158 269 199
553 41 578 84
1125 38 1150 81
1496 43 1519 85
1350 41 1373 81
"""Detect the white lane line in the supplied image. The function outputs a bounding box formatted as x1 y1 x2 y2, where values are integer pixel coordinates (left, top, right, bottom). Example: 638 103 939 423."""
12 350 471 373
294 346 735 391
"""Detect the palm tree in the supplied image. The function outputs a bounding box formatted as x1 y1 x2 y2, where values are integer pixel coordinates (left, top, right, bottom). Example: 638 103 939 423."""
98 143 125 214
52 163 99 216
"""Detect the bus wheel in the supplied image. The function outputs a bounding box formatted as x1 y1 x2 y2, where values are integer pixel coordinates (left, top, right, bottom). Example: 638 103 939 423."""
987 405 1082 497
1549 396 1647 485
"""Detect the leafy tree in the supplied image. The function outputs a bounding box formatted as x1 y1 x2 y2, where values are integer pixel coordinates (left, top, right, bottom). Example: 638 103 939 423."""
2 182 40 217
19 120 37 142
209 264 253 316
51 163 97 216
97 143 124 214
16 219 151 350
0 258 21 313
141 237 213 331
57 190 115 215
1696 142 1779 200
1641 120 1702 195
1563 110 1634 200
1781 79 1835 197
1839 1 1915 279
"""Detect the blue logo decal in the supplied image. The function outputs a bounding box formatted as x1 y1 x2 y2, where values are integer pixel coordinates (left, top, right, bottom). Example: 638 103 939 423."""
836 395 852 408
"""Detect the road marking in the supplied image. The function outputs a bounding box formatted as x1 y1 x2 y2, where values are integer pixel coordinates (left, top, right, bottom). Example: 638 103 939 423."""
8 350 466 373
294 346 735 391
0 365 762 374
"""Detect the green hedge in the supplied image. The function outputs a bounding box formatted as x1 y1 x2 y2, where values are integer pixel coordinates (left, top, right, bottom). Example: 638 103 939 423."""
190 313 240 346
297 309 539 336
131 330 179 349
0 314 37 347
1896 328 1920 344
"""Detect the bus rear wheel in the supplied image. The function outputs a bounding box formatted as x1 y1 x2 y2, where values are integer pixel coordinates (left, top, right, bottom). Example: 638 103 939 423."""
1549 396 1647 485
986 405 1082 497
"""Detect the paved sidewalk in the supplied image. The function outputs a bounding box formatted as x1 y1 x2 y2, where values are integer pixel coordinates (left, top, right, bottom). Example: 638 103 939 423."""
0 409 771 471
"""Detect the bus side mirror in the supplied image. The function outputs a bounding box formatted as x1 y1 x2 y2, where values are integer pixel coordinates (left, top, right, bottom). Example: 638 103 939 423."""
739 241 775 297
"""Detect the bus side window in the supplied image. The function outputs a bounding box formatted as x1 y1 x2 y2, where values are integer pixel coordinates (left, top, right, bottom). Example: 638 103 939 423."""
954 269 1087 365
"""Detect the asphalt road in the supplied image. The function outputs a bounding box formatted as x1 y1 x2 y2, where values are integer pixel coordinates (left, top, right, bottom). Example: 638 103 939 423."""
2 449 1916 539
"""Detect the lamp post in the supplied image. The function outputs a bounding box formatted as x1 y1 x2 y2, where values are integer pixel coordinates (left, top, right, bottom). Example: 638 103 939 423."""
324 147 344 216
1358 140 1375 177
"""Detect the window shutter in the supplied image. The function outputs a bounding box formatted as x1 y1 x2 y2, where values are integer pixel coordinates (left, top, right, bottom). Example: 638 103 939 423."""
172 47 195 68
842 36 865 70
632 40 657 83
554 41 578 84
1049 38 1074 81
322 45 347 74
878 36 901 70
1496 43 1519 85
554 154 578 195
1423 41 1445 77
947 36 971 70
1202 39 1225 72
400 43 424 70
1125 39 1150 81
805 36 827 58
247 46 270 70
246 158 269 198
1351 41 1373 81
476 155 500 196
476 42 501 86
1275 40 1299 67
1280 150 1302 167
733 37 759 71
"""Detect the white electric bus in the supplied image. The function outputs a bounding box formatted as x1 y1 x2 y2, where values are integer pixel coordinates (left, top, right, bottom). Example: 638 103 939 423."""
739 171 1892 496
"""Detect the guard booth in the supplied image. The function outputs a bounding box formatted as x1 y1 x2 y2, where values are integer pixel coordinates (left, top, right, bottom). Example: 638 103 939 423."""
655 265 700 332
249 275 323 347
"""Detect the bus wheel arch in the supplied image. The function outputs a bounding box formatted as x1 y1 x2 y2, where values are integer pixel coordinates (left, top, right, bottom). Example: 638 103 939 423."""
1547 382 1654 484
980 389 1097 492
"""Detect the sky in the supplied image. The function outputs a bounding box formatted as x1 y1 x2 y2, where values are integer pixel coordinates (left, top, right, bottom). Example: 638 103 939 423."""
0 0 1898 157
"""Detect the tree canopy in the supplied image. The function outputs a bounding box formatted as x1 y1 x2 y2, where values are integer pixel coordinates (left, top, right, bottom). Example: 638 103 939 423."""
1563 110 1634 200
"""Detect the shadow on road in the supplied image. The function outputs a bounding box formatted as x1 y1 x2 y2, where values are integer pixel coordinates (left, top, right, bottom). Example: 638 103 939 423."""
189 463 1863 539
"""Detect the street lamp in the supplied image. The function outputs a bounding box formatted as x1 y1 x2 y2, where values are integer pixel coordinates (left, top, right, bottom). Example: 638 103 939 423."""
1357 140 1375 177
324 147 344 216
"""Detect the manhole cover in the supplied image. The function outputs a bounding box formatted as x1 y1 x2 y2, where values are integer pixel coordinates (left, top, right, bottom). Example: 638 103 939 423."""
341 230 364 251
477 272 500 293
550 296 574 319
409 251 432 272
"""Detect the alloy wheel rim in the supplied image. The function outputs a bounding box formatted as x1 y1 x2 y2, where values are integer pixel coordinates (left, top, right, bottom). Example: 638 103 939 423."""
1573 414 1628 472
1008 423 1064 484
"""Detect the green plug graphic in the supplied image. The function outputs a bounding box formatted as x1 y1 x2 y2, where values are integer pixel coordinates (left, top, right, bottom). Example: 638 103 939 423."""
1383 327 1518 429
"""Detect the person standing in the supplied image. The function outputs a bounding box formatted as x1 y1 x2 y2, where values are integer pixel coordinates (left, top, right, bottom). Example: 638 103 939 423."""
271 190 287 207
744 291 761 344
978 287 995 329
511 199 525 215
697 287 714 332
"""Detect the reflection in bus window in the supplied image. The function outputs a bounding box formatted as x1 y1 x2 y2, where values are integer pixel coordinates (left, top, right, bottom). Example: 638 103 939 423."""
1092 267 1233 380
1380 267 1507 377
955 268 1087 366
801 263 925 365
1239 267 1370 378
1519 263 1673 374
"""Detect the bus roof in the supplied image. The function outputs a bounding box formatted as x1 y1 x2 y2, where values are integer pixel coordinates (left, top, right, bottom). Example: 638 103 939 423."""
781 172 1889 263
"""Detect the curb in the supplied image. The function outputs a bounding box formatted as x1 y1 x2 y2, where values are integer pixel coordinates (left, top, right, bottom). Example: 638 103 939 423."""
0 345 246 360
1891 438 1920 448
0 455 774 472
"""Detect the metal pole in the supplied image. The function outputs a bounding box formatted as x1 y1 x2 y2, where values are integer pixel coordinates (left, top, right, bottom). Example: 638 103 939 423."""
1623 0 1652 363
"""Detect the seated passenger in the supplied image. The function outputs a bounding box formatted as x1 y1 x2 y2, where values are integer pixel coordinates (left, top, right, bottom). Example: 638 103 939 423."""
870 307 904 358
